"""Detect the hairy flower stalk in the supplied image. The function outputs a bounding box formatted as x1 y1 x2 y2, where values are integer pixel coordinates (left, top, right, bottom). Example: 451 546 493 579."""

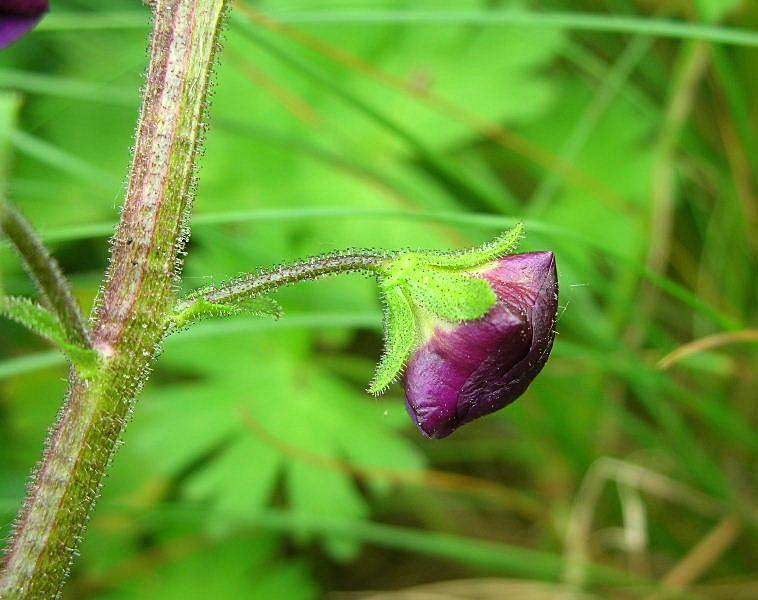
0 1 228 597
175 251 386 312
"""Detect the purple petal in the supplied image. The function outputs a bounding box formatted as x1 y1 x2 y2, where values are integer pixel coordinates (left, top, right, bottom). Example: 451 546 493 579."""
2 1 49 12
0 15 40 49
1 1 48 50
405 304 530 438
404 251 558 438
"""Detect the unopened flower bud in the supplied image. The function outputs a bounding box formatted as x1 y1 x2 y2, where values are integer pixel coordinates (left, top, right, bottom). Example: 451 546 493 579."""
404 251 558 438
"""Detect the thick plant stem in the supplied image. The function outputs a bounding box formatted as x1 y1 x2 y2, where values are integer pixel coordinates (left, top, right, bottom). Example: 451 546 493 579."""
0 1 228 597
0 204 90 346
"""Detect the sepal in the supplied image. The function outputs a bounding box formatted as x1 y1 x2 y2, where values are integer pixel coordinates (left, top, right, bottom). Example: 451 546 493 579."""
404 266 496 322
420 222 524 269
367 285 416 395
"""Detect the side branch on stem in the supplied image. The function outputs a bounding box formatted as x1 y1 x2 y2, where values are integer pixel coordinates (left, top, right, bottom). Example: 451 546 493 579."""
178 250 387 311
0 204 90 347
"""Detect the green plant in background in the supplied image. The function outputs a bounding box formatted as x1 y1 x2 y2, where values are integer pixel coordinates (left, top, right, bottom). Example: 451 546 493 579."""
1 1 757 599
0 1 560 595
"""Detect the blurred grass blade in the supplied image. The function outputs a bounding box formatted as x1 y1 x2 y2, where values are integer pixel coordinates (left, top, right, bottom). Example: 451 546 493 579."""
1 91 22 297
528 35 653 214
11 130 119 192
658 330 758 370
35 8 758 48
255 9 758 48
0 93 19 181
0 69 136 107
0 350 61 380
36 11 149 31
146 506 654 591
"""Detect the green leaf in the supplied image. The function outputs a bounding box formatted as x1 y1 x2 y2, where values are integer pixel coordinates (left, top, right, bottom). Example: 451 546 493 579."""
422 222 525 269
368 285 416 395
171 294 282 330
287 460 369 560
0 296 98 377
404 266 496 322
123 333 424 560
185 433 282 515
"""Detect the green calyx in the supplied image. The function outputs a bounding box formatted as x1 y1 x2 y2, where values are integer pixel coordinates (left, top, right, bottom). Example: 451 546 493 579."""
368 223 524 395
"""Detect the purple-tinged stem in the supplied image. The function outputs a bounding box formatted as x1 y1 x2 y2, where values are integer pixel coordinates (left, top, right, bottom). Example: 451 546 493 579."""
0 1 228 597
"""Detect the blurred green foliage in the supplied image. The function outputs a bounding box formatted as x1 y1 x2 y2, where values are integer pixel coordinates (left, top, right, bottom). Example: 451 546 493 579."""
1 1 757 598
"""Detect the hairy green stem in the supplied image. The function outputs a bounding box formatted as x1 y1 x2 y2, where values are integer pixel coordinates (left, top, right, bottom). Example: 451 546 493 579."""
179 251 387 311
0 204 90 347
0 1 228 597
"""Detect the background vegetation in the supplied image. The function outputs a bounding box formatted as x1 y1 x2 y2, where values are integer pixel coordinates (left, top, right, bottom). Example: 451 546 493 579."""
1 1 756 598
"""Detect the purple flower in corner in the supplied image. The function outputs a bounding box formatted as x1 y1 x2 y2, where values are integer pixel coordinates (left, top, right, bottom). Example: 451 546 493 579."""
405 252 558 438
0 0 48 50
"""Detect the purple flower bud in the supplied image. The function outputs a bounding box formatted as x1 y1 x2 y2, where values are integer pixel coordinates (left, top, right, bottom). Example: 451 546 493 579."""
0 0 48 50
404 251 558 438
